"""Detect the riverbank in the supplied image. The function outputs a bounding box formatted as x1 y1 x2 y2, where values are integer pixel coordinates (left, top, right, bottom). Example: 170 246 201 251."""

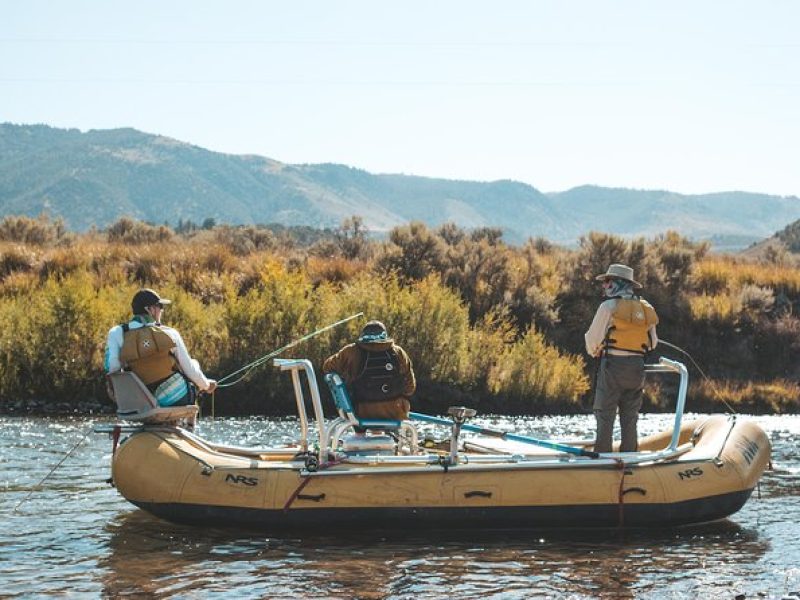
1 386 795 417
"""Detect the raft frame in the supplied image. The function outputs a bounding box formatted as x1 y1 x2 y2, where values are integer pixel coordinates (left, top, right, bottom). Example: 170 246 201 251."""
270 355 691 467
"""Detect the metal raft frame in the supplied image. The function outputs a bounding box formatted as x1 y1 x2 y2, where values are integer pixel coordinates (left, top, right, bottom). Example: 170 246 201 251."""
273 358 419 460
94 356 702 472
273 358 329 456
644 356 689 453
270 356 696 468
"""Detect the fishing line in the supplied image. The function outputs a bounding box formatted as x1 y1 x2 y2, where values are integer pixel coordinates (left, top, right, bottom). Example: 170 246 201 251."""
659 339 738 414
13 426 92 513
216 312 364 388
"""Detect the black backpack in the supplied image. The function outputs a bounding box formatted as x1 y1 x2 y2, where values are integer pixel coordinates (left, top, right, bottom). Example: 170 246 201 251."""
351 348 404 403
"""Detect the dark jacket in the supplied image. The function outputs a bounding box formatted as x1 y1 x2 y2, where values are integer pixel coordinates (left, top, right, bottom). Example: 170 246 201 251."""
322 340 416 420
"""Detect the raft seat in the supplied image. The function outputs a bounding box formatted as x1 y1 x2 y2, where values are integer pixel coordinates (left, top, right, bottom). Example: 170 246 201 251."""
324 372 418 452
324 372 403 428
107 371 198 425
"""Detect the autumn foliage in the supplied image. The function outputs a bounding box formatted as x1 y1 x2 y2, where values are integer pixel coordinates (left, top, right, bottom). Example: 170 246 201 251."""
1 214 798 414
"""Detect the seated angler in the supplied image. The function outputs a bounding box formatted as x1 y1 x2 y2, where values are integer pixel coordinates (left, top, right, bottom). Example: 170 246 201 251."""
104 288 217 407
322 320 416 422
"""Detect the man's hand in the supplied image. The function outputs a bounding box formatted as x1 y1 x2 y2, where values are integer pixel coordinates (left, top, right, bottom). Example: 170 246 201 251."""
205 380 218 394
105 378 116 401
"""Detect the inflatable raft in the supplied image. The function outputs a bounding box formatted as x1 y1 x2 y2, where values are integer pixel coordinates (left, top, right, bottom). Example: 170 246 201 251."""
100 357 771 529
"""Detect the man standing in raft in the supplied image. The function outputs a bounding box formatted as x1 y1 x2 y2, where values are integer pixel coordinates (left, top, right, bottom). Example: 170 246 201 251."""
585 264 658 453
323 320 416 421
104 288 217 406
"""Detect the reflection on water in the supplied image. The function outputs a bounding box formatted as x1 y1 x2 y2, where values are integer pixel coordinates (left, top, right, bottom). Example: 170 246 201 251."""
97 510 770 599
1 414 799 598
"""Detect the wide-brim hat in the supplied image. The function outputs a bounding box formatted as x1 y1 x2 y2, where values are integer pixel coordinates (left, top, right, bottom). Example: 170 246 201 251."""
357 320 393 344
595 263 642 289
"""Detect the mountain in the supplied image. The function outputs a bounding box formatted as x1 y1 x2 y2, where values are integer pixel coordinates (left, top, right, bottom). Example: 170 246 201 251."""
742 217 800 261
2 123 799 248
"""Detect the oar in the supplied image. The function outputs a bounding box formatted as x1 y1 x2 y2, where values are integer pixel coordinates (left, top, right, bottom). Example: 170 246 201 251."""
409 412 599 458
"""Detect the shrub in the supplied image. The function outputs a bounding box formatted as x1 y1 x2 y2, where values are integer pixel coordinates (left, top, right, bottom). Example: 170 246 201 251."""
376 221 445 282
688 293 740 324
214 225 276 256
691 378 800 413
305 256 367 285
0 272 114 402
107 217 173 244
0 245 36 278
38 247 85 281
487 326 589 404
0 214 67 245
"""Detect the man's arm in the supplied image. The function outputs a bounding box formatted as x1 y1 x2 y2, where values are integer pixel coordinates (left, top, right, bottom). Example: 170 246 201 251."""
648 325 659 350
166 328 214 391
584 301 613 357
104 326 124 373
396 346 416 396
322 344 357 381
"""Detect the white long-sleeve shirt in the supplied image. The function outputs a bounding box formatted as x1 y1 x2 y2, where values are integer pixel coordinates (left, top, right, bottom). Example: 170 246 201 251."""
584 298 659 358
104 319 213 391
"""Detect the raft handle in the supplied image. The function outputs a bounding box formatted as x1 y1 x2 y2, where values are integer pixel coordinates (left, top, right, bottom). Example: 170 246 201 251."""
464 490 493 499
297 493 326 502
621 487 647 497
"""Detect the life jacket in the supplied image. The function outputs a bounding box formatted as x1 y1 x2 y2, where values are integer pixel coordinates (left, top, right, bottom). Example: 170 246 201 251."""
351 348 404 403
605 297 659 354
119 323 178 386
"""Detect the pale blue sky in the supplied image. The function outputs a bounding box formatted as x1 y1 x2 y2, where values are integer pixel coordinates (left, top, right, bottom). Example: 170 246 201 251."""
2 1 798 196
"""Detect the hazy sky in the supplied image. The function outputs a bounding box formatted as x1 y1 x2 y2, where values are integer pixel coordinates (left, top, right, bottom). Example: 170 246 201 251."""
2 1 798 196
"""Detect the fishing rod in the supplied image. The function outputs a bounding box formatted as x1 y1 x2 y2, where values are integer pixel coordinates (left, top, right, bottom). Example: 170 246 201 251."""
216 312 364 388
658 339 737 414
410 412 600 458
13 426 92 513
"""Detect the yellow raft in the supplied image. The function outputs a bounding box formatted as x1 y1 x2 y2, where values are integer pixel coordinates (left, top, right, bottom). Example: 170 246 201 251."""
102 358 771 529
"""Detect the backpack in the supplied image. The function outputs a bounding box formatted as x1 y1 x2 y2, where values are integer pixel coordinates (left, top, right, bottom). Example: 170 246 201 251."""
351 348 404 403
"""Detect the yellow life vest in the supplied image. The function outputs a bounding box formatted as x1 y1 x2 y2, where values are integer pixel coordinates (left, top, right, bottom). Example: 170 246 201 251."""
119 323 177 386
606 298 659 354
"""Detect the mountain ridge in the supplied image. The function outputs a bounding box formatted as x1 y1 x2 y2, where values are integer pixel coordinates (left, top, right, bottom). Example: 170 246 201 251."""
1 123 798 248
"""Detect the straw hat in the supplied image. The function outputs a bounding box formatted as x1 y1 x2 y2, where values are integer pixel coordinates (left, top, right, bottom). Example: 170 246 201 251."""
594 263 642 289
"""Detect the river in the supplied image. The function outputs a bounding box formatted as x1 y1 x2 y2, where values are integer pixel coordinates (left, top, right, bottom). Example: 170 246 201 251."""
1 413 798 599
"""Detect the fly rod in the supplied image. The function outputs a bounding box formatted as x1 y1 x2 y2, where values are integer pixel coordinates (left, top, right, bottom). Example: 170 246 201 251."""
659 339 737 414
216 312 364 388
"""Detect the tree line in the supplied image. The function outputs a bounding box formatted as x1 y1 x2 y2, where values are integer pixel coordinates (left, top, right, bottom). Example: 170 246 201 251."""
0 213 798 415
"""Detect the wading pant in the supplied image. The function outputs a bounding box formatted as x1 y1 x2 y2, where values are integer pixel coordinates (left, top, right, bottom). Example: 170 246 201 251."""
593 355 645 453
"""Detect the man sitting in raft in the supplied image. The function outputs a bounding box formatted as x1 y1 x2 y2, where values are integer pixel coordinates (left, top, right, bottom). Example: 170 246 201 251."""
585 264 658 453
323 320 416 422
104 288 217 406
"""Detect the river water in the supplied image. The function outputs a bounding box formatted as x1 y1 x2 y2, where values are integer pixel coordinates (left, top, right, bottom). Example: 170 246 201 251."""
1 413 798 599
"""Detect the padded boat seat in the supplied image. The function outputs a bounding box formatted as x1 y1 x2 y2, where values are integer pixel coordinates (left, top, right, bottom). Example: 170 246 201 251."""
324 372 402 429
107 371 198 425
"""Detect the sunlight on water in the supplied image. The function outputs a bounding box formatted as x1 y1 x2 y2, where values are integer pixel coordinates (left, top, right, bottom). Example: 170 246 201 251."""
0 414 798 598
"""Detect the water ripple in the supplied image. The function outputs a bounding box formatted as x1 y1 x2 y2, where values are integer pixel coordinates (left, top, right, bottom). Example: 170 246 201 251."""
0 414 798 598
